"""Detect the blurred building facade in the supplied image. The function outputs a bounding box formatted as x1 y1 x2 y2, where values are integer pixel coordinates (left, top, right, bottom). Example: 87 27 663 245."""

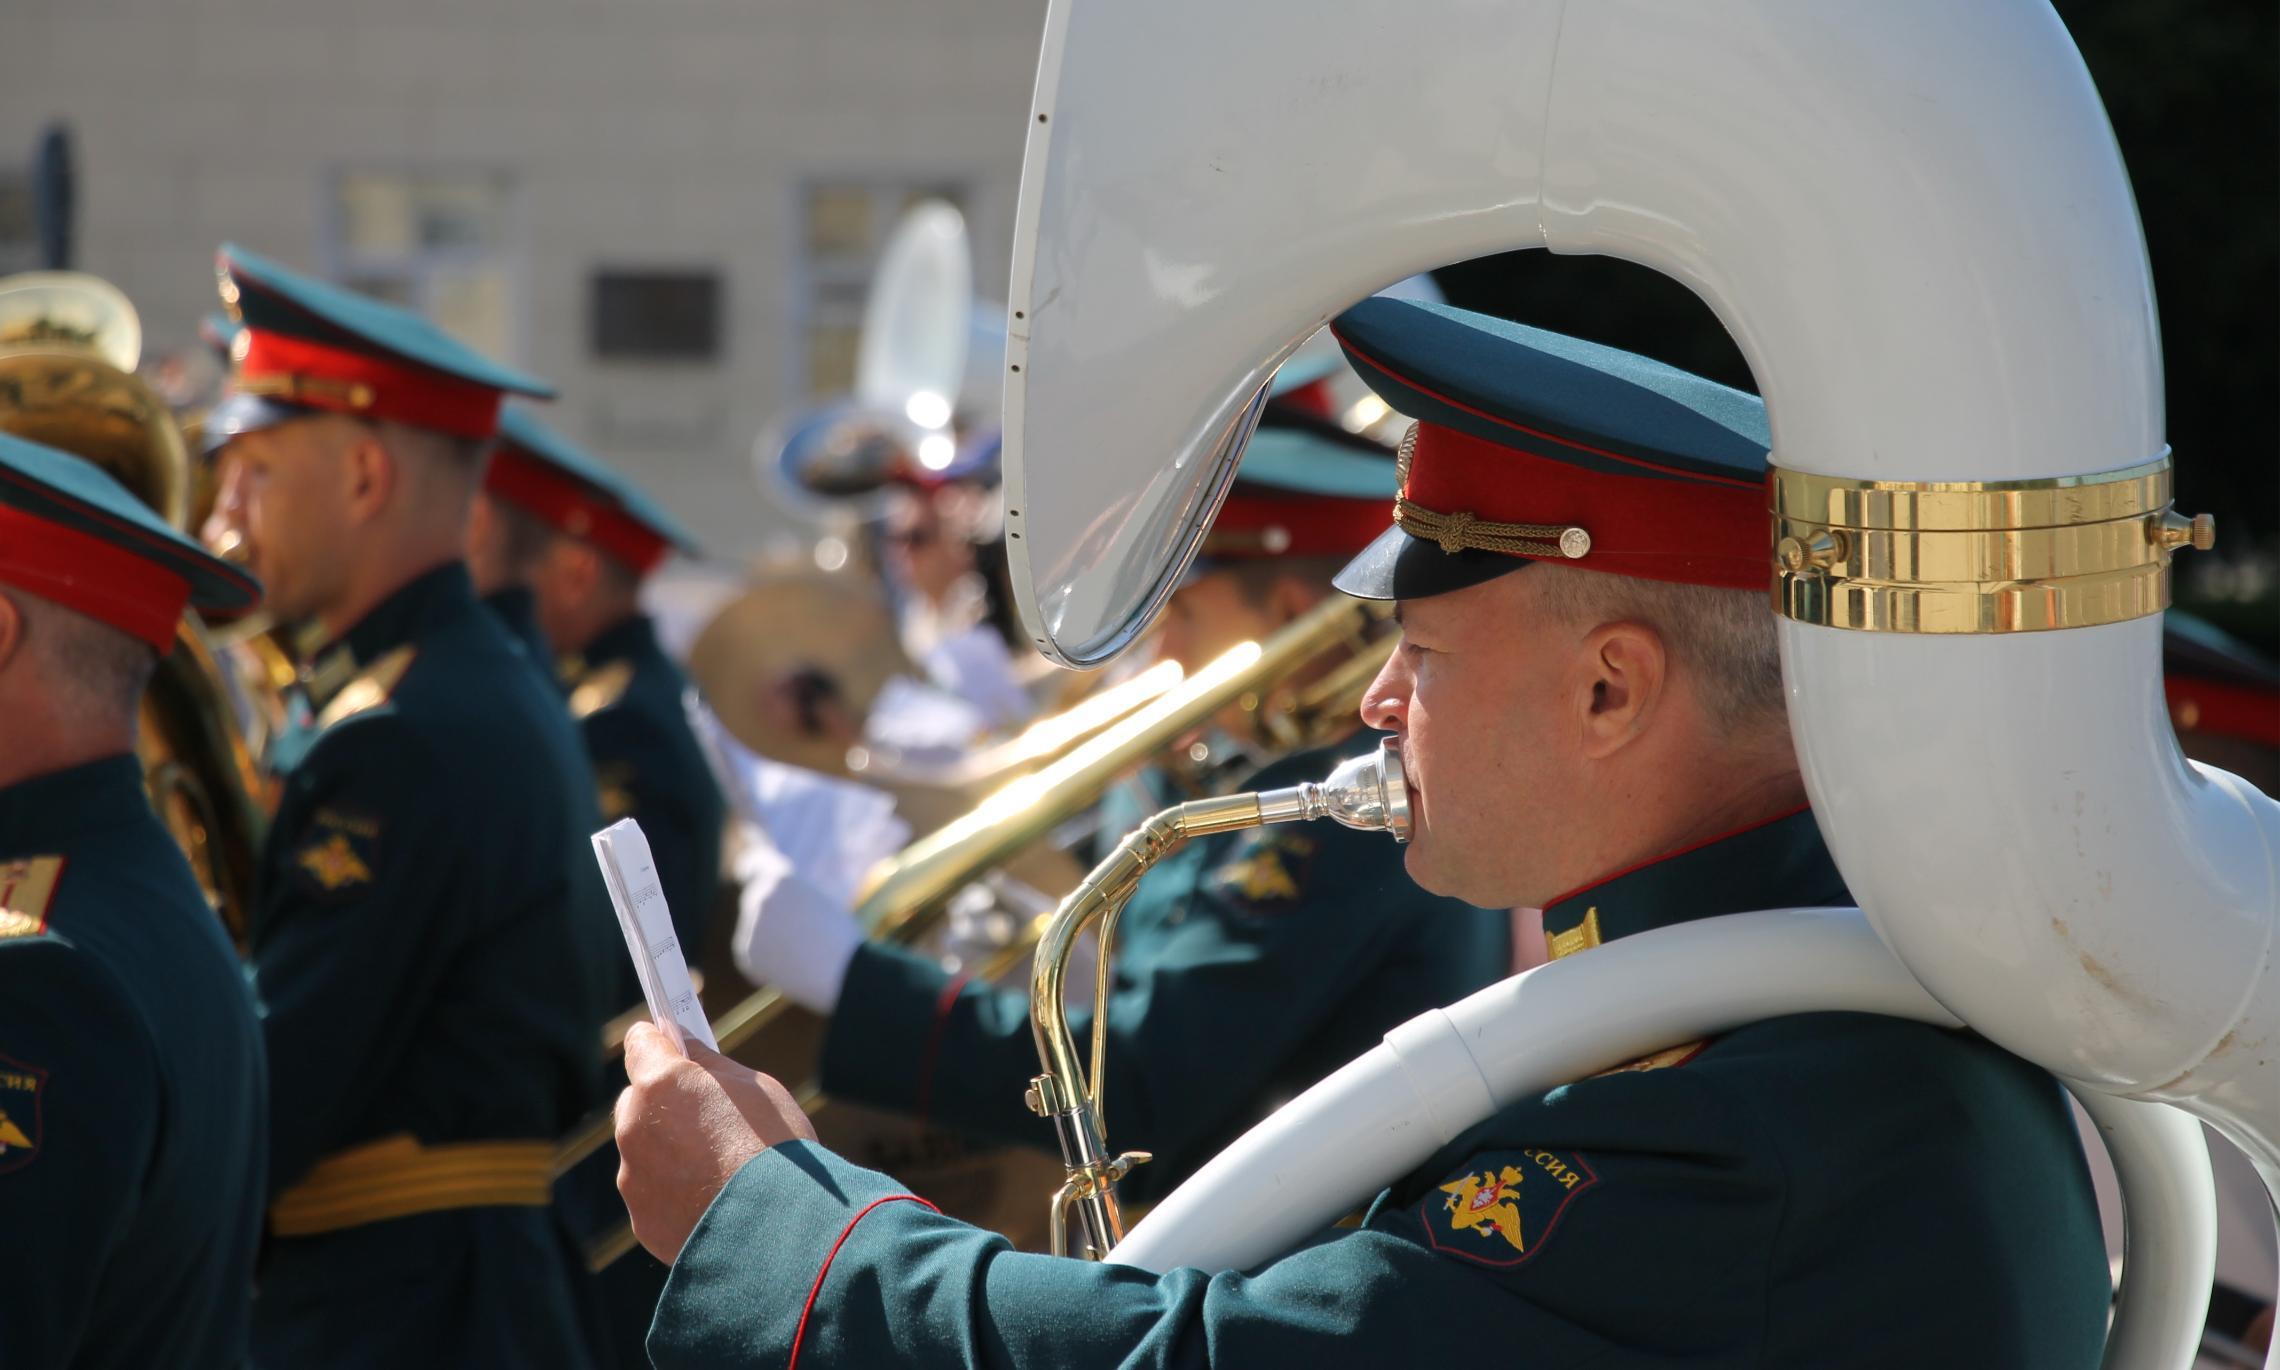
0 0 1046 554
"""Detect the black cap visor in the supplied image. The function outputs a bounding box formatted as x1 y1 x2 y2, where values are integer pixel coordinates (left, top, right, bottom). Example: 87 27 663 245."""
1331 522 1535 602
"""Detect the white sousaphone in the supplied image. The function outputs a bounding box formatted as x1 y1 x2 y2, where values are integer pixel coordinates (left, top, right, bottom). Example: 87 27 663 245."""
757 199 1008 518
998 2 2279 1366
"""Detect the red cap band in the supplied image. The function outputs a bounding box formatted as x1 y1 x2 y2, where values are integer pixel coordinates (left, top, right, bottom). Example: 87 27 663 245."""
484 446 671 575
0 504 189 652
232 330 507 440
1401 422 1766 591
1206 489 1389 560
1276 378 1338 420
2167 677 2280 748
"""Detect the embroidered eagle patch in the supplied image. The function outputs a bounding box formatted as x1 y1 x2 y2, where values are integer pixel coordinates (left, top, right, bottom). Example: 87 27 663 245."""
293 808 381 895
297 835 372 891
1423 1147 1598 1268
0 1052 48 1174
1209 831 1317 912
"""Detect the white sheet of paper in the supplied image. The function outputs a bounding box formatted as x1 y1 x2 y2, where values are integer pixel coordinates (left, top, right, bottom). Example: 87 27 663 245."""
592 818 717 1052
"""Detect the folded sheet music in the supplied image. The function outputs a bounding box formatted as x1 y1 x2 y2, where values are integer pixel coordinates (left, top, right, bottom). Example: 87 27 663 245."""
592 819 717 1052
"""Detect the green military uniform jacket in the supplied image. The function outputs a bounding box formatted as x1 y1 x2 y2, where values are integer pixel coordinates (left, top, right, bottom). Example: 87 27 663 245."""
651 809 2111 1369
0 757 269 1369
248 565 610 1370
559 611 729 1369
474 584 645 1033
820 729 1512 1204
483 583 554 670
564 613 726 996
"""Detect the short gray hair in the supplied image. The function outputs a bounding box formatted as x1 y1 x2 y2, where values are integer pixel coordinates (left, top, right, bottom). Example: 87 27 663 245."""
1530 564 1785 737
16 592 159 726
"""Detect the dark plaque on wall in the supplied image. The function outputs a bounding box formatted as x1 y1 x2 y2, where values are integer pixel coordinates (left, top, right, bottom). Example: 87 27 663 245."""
590 269 721 361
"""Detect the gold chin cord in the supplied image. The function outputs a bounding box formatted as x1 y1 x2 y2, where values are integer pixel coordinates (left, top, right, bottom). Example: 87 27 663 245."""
1025 736 1414 1260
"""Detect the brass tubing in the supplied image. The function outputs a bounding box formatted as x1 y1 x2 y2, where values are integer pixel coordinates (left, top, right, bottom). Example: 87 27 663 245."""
1026 793 1264 1258
852 594 1384 940
942 658 1186 785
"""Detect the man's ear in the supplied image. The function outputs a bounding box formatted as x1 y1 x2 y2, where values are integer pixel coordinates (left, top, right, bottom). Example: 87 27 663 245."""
341 423 396 526
0 590 24 674
1577 620 1667 759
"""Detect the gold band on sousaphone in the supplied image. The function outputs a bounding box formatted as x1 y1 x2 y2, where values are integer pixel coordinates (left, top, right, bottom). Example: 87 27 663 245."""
0 272 271 940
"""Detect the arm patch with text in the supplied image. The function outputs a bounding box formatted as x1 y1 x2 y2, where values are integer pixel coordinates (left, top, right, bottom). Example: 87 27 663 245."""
292 806 382 898
1421 1147 1599 1268
0 1050 48 1173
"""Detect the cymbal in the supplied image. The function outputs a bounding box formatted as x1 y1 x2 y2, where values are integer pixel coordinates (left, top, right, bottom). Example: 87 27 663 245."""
686 564 916 777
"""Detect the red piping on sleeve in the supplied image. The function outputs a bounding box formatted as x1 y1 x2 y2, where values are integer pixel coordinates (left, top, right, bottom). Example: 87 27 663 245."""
788 1193 941 1370
912 971 974 1126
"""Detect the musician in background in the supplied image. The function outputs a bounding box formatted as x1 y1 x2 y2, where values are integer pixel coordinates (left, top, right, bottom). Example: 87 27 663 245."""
464 401 730 1368
0 432 269 1368
205 244 604 1369
878 474 1037 731
468 404 726 966
616 301 2110 1368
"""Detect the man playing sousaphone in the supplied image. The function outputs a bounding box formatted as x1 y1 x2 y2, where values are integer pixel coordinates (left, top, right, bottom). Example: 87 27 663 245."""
732 399 1509 1206
611 302 2112 1366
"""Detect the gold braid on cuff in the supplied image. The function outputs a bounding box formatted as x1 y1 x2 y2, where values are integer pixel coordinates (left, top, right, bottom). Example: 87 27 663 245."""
1392 424 1591 560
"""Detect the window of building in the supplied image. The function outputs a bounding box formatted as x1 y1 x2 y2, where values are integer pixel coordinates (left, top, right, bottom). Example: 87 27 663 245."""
324 168 517 360
793 180 970 400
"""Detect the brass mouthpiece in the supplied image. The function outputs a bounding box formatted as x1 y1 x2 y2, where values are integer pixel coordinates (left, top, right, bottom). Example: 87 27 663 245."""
1253 737 1410 841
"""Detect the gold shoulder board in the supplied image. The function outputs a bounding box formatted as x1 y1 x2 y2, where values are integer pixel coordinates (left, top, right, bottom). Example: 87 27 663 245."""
318 646 418 731
569 660 635 721
0 856 65 938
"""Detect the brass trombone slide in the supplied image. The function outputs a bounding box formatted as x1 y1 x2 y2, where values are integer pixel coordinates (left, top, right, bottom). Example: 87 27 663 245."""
853 593 1390 942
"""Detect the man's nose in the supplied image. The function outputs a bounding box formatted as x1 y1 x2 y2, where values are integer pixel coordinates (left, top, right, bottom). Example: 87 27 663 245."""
1359 644 1411 733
